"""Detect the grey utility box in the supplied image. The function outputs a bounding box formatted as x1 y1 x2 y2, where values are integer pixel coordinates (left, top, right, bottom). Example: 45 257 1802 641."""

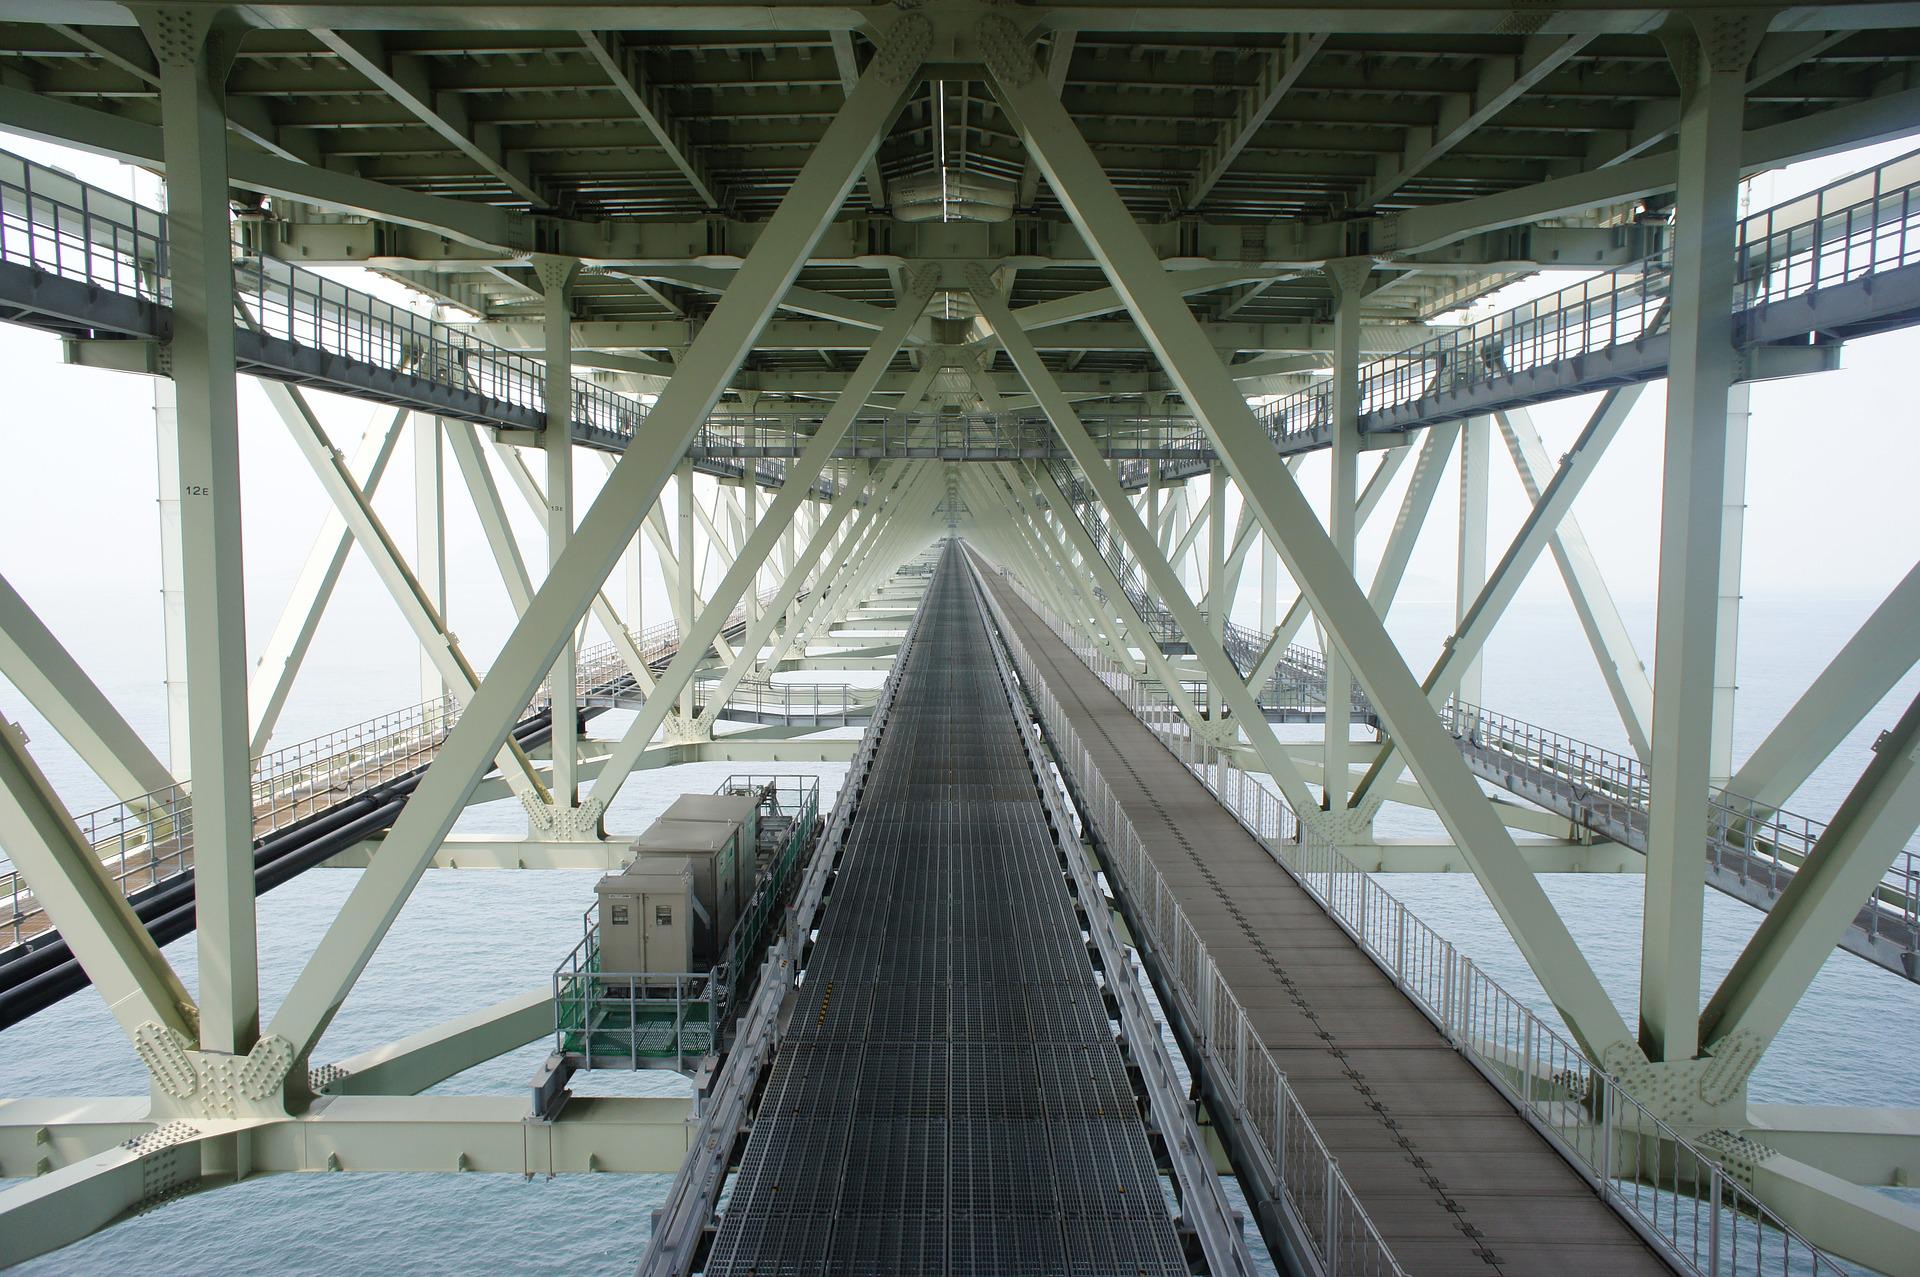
662 791 762 904
630 818 742 967
594 858 694 975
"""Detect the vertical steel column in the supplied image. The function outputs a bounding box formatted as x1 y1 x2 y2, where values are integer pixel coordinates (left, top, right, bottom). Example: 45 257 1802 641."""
677 458 696 721
1208 462 1227 644
414 414 446 704
986 30 1636 1058
626 520 645 642
1259 534 1277 633
1457 416 1491 707
1146 460 1162 556
535 256 581 804
1322 257 1370 810
1713 383 1751 790
151 381 190 777
268 17 930 1062
140 5 256 1058
744 459 760 632
1641 12 1765 1062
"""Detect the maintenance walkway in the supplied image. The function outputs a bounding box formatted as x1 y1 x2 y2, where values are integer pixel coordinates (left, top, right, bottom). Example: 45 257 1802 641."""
981 566 1673 1277
704 545 1191 1275
0 589 872 1025
1049 472 1920 982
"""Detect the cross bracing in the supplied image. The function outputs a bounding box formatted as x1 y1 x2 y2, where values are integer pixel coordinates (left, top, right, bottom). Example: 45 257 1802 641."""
0 3 1918 1275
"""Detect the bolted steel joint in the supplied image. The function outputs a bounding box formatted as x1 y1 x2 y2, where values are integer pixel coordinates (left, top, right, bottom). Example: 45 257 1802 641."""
873 13 934 87
976 14 1038 87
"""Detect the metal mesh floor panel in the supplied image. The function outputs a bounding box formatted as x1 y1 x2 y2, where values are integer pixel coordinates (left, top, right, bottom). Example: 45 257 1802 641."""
704 546 1187 1277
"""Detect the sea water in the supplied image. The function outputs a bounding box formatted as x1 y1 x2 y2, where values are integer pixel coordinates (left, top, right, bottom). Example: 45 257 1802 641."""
2 590 1917 1275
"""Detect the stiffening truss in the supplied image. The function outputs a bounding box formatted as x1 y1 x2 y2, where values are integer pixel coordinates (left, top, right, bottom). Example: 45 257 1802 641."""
0 3 1917 1273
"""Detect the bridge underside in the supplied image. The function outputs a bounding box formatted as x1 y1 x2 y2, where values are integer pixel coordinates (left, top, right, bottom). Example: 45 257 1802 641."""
0 4 1917 1276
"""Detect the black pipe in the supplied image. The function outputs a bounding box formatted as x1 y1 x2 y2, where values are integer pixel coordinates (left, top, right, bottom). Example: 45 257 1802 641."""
0 712 560 1029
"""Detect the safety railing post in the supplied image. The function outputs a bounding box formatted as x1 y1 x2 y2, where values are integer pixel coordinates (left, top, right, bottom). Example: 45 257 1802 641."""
1325 1159 1342 1276
1708 1165 1723 1277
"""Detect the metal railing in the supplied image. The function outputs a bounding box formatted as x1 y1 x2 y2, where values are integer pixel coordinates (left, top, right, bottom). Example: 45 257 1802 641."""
10 141 1920 478
993 567 1843 1277
553 774 820 1068
1260 146 1920 435
693 676 870 725
235 252 545 418
1446 700 1920 965
552 923 719 1072
0 152 166 309
693 410 1216 465
0 146 651 443
4 583 807 955
2 696 458 952
711 774 819 1006
975 563 1403 1277
1737 148 1920 311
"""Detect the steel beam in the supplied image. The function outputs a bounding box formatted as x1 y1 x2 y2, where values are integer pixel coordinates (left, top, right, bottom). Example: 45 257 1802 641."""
536 255 582 807
1351 389 1637 806
260 379 547 802
446 422 535 613
986 30 1637 1061
1026 465 1214 729
580 31 716 208
1321 257 1369 811
150 380 189 777
414 413 447 703
1000 467 1138 674
1727 560 1920 814
0 575 174 801
139 5 256 1058
1640 15 1763 1064
1370 422 1461 616
265 25 928 1064
1357 35 1591 210
973 278 1320 814
1701 687 1920 1054
251 407 410 755
1184 33 1324 208
0 714 195 1042
318 989 549 1096
313 28 545 206
1455 417 1490 707
1501 402 1655 761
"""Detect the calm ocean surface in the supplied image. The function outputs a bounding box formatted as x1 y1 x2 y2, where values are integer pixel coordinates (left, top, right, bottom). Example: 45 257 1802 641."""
2 588 1916 1275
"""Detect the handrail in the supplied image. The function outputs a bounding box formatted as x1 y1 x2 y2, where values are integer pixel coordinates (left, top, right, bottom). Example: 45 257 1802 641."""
1258 145 1920 437
1033 463 1908 969
972 557 1405 1277
993 565 1843 1277
0 146 650 442
7 143 1920 472
1 587 819 957
1445 699 1920 956
1 696 458 951
552 774 821 1068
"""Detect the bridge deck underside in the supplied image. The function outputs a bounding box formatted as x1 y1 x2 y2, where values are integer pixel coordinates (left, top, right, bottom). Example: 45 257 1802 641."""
705 547 1187 1276
983 573 1672 1277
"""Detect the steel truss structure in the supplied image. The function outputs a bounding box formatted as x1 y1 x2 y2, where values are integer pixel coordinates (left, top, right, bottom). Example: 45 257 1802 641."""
0 2 1917 1273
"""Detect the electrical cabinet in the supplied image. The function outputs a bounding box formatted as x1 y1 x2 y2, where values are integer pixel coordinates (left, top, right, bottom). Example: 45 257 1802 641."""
594 859 693 975
630 818 743 967
662 791 762 906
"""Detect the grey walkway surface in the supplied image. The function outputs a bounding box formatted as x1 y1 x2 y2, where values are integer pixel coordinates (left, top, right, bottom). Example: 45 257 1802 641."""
983 571 1672 1277
706 546 1188 1276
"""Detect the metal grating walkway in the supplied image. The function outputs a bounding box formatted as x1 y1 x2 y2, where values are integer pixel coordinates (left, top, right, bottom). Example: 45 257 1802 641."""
981 566 1674 1277
703 543 1190 1277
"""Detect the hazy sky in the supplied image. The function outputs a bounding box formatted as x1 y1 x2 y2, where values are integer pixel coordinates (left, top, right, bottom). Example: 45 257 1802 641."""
0 128 1915 803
